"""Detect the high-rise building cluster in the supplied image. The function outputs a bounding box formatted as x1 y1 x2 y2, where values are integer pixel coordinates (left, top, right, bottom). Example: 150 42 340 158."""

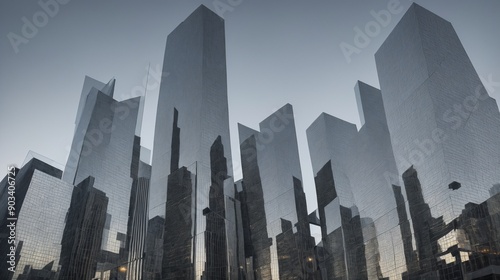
1 3 499 280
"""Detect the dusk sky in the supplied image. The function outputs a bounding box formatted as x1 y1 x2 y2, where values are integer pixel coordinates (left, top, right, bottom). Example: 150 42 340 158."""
1 0 499 241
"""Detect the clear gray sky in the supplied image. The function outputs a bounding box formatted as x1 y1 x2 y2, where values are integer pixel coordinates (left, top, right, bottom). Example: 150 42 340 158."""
1 0 499 241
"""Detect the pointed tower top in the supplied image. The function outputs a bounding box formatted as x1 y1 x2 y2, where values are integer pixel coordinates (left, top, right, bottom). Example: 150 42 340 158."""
101 78 115 97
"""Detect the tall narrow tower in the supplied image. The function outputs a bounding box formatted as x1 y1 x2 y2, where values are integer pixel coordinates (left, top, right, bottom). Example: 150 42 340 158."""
149 5 240 279
376 3 500 219
239 104 315 280
375 3 500 276
62 76 145 279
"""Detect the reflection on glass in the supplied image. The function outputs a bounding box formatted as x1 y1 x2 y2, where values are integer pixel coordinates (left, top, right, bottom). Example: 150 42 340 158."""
0 159 72 280
149 5 241 278
239 104 316 279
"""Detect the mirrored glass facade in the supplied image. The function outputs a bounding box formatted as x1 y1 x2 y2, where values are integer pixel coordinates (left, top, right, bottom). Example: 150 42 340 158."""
62 75 145 279
59 176 109 280
3 3 500 280
0 158 73 280
307 81 417 279
127 159 151 280
238 104 316 279
307 3 500 279
149 5 242 279
376 3 500 223
374 3 500 278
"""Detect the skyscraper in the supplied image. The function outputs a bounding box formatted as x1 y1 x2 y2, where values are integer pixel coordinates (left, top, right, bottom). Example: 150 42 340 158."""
3 2 500 280
59 176 109 280
126 147 152 280
307 112 367 280
375 3 500 276
376 3 500 219
238 104 315 279
63 76 146 279
308 4 500 278
307 81 424 279
149 5 242 279
0 157 73 280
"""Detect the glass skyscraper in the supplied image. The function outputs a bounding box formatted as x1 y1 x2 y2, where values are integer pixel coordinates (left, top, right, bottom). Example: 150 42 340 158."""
238 104 315 279
307 81 411 279
149 5 243 279
375 3 500 278
3 3 500 280
376 3 500 219
62 75 147 279
307 111 363 280
59 176 109 280
126 151 151 280
308 3 500 279
0 157 73 280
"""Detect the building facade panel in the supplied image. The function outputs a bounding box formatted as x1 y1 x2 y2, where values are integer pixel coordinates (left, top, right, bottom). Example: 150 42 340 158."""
63 76 144 279
307 81 409 279
9 167 73 280
150 5 241 278
239 104 315 279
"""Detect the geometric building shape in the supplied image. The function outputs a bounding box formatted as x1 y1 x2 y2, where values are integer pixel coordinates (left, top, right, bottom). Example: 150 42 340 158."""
59 176 109 280
0 157 73 280
375 3 500 223
375 3 500 277
126 158 151 280
307 113 367 280
62 76 144 279
239 104 315 279
307 81 409 279
149 5 242 278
